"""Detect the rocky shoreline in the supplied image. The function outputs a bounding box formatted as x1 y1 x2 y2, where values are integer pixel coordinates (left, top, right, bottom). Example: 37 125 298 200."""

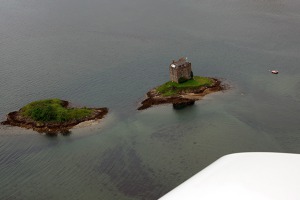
138 78 225 110
1 101 108 135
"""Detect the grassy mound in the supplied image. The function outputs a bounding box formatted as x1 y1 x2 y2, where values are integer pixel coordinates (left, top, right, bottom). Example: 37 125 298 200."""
20 99 93 123
156 76 214 96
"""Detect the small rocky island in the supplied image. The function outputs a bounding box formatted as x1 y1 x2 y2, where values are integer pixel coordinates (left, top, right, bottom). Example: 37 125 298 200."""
1 99 108 135
138 58 225 110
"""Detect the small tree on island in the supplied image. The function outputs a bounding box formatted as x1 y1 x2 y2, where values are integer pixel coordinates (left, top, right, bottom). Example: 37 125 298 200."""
178 77 188 84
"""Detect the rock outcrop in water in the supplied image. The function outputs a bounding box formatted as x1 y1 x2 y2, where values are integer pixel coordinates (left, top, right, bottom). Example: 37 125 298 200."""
138 78 225 110
1 100 108 135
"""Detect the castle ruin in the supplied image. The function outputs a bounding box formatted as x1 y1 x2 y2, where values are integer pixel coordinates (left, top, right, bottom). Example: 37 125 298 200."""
169 57 192 83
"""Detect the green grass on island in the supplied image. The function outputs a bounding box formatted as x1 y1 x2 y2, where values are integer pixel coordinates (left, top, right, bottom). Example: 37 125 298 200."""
156 76 214 96
20 99 93 123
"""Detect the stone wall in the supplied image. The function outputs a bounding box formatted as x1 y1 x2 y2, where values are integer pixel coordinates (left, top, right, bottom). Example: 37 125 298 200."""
169 62 192 83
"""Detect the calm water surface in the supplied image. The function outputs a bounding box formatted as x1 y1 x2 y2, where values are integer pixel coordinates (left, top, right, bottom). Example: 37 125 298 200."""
1 0 300 199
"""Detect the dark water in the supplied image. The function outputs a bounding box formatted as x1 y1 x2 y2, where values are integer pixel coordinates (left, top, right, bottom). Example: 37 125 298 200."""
1 0 300 199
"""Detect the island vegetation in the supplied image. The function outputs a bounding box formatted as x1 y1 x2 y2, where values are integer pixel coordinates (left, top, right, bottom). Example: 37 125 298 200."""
21 99 93 122
138 76 225 110
156 76 214 96
1 99 108 135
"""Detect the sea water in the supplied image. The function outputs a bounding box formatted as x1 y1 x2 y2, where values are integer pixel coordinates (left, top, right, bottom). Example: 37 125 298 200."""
0 0 300 199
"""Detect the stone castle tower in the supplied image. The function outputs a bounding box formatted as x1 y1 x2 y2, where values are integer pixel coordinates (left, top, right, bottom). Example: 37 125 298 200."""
169 57 192 83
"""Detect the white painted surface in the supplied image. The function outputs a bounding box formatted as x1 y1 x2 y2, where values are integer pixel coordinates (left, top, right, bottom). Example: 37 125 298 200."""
159 153 300 200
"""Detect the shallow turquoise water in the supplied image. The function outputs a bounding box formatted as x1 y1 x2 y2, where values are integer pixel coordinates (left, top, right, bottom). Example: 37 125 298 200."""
0 0 300 199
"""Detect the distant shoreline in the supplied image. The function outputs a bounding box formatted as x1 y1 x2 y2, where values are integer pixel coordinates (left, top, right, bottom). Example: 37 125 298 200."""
138 78 226 110
1 100 108 135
